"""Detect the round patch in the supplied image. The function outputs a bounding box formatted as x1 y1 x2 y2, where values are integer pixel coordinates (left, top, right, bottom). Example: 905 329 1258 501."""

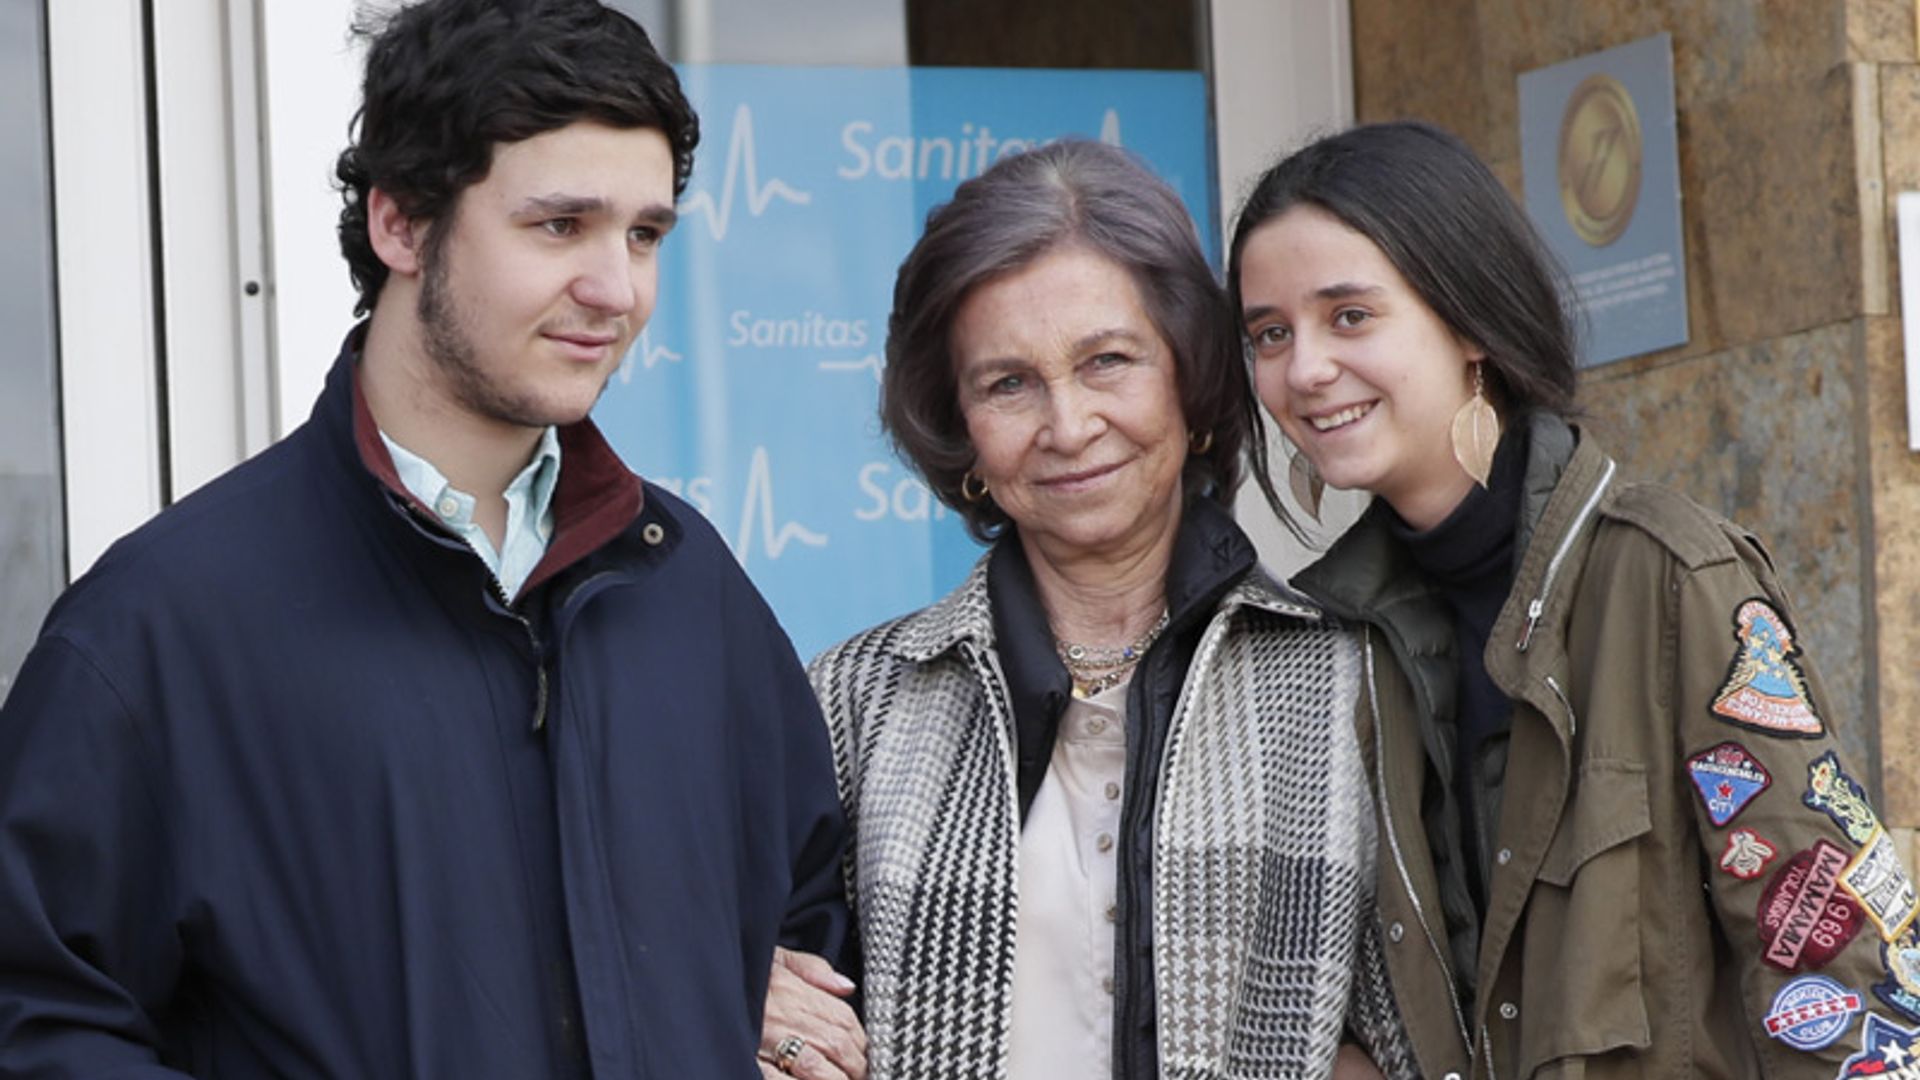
1764 975 1864 1051
1758 841 1865 972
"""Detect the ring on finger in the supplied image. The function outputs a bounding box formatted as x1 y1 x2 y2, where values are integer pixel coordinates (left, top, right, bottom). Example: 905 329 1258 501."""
772 1034 807 1075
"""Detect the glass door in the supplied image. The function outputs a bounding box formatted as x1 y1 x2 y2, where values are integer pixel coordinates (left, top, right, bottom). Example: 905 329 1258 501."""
0 0 66 701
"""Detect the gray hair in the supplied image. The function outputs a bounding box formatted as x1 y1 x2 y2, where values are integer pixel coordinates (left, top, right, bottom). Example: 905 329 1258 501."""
880 138 1245 542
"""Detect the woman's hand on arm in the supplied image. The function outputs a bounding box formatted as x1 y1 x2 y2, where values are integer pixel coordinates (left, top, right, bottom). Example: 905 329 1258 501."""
759 947 868 1080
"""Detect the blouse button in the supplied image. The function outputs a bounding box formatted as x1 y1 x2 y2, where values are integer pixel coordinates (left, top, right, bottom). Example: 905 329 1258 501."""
1096 833 1114 854
1104 781 1121 801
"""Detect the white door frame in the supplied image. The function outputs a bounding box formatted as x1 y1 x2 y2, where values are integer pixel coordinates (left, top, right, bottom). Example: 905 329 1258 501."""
48 0 164 577
48 0 279 577
1208 0 1366 576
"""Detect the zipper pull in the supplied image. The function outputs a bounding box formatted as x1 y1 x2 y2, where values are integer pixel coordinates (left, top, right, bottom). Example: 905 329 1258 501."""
1517 597 1544 652
530 666 549 732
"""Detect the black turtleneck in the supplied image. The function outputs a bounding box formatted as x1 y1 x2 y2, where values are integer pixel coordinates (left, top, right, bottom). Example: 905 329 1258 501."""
1388 427 1527 912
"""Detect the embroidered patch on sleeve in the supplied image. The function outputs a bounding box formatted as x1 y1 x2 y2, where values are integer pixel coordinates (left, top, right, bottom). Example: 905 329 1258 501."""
1721 828 1779 880
1842 826 1920 942
1838 1013 1920 1076
1711 598 1823 737
1762 974 1863 1050
1805 750 1882 845
1688 742 1772 827
1874 926 1920 1023
1758 840 1865 971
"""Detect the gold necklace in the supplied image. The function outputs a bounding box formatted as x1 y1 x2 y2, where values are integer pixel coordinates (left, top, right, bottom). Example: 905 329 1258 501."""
1056 610 1169 699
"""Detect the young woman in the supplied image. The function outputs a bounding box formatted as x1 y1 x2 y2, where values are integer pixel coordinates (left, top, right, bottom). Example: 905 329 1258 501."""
1231 121 1918 1079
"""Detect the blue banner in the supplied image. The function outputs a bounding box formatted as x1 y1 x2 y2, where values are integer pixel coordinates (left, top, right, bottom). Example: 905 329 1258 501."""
594 65 1215 659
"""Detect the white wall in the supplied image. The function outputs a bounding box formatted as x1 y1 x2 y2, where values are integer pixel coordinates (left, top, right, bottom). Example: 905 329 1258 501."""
153 0 254 497
48 0 164 575
1208 0 1368 578
260 0 367 432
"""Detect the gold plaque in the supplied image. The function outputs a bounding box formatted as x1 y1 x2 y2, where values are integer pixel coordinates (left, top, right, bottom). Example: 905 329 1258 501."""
1556 73 1642 247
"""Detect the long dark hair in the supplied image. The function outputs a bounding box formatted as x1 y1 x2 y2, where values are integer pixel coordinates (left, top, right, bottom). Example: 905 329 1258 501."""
1227 121 1579 532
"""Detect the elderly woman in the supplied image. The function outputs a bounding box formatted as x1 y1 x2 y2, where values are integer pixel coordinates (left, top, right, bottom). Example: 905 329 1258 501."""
762 139 1409 1080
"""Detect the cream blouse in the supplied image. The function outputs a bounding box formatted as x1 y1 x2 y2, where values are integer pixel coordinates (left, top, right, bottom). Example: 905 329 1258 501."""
1006 675 1130 1080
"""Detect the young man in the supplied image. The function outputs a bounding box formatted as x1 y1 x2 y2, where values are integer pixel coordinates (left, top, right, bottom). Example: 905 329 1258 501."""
0 2 850 1075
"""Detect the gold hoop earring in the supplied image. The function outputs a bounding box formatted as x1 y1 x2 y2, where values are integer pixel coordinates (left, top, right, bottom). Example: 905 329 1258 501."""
1450 362 1501 488
960 470 989 504
1188 429 1214 456
1288 448 1324 522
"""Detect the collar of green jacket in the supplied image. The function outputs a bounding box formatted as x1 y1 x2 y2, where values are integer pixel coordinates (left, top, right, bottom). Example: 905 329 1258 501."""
1295 412 1578 660
1294 409 1628 745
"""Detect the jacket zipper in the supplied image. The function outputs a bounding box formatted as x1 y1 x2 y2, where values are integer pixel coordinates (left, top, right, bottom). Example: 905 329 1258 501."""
482 575 549 732
392 495 550 730
1365 636 1474 1057
529 571 630 733
1516 459 1617 652
1544 675 1575 740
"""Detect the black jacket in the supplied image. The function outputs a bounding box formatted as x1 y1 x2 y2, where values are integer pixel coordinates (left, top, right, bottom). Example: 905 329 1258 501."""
0 335 851 1077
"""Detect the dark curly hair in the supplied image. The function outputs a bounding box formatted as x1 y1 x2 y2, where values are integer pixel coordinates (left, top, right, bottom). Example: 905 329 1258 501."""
882 139 1245 543
336 0 699 315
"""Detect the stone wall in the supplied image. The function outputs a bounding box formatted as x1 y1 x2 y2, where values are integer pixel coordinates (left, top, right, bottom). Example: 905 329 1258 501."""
1350 0 1920 817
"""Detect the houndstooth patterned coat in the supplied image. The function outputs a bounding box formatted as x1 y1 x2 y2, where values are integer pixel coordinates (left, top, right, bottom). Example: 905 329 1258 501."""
808 553 1416 1080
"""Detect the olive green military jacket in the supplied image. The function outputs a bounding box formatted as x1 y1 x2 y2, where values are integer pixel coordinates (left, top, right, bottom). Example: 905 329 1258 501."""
1299 419 1920 1079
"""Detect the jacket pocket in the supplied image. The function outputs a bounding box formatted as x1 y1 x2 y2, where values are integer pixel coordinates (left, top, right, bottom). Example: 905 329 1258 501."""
1517 760 1654 1077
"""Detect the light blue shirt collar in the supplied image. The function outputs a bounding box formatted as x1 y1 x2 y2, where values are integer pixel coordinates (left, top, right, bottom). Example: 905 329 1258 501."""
380 427 562 601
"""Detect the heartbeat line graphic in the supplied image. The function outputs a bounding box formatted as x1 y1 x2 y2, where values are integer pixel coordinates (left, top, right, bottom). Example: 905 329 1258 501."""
1099 108 1122 146
617 331 682 383
733 446 828 566
817 354 883 382
680 104 811 243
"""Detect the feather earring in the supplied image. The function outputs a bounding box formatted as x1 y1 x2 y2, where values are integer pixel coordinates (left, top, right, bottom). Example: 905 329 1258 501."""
1450 363 1501 488
1288 449 1324 522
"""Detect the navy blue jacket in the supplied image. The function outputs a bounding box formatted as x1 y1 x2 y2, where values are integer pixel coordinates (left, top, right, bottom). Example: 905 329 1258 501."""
0 339 851 1077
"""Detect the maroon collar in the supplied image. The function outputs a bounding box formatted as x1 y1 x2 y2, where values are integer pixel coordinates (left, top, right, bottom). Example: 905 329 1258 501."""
347 362 646 600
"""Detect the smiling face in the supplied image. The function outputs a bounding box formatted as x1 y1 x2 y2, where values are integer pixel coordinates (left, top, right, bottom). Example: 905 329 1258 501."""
409 120 678 433
1237 204 1486 530
951 245 1189 568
